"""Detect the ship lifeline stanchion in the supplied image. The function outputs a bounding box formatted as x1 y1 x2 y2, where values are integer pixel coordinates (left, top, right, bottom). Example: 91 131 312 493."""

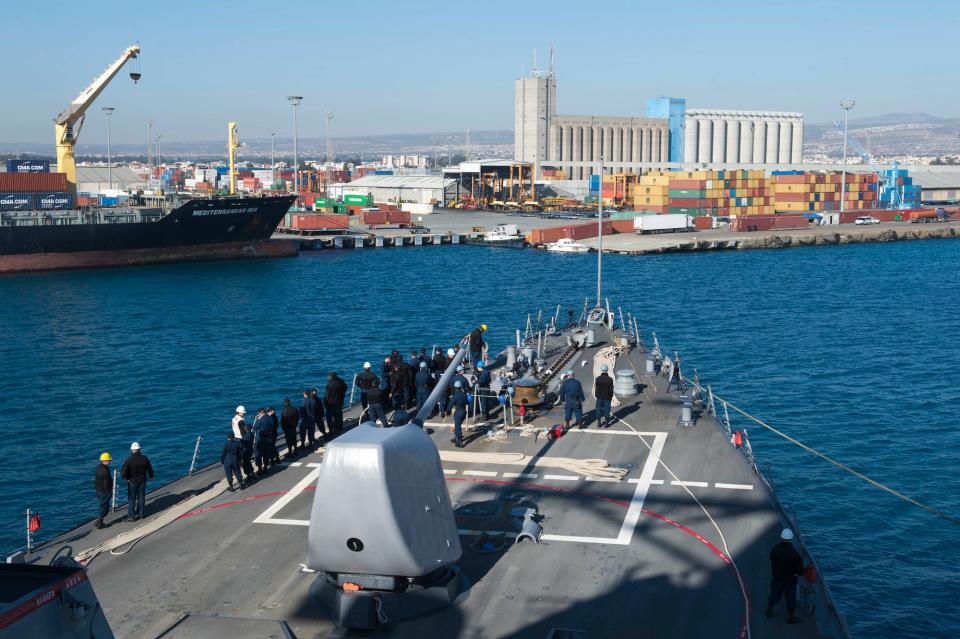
188 435 202 476
111 469 119 512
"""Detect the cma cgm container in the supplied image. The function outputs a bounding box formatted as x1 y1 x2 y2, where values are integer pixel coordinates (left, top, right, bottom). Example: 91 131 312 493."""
6 159 50 173
0 193 35 210
37 192 74 210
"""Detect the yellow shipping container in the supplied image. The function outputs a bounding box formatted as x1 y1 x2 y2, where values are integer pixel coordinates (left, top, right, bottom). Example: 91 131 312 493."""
639 175 671 186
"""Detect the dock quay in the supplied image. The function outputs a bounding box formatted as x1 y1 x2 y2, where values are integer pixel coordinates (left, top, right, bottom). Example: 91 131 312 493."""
273 232 463 250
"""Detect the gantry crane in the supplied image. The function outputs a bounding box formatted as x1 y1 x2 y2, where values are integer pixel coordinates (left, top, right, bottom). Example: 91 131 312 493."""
228 121 240 195
54 44 141 194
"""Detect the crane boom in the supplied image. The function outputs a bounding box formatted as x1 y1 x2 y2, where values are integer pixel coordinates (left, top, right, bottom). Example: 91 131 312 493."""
55 44 140 194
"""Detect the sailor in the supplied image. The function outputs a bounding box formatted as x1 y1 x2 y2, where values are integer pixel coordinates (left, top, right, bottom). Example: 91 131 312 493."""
431 348 446 377
666 354 684 393
558 370 586 430
450 380 468 448
120 442 154 522
365 377 389 428
324 372 347 435
382 356 392 380
567 305 574 326
415 361 433 414
475 361 492 421
388 362 405 410
94 452 112 529
253 408 273 476
299 389 316 448
231 405 246 439
468 324 488 364
267 406 281 464
221 433 244 491
311 388 326 439
766 528 804 624
239 422 255 482
356 362 378 409
594 364 614 428
398 356 415 409
280 398 299 458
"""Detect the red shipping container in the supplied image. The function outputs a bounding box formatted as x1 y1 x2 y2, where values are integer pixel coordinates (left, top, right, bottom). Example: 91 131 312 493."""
0 172 68 192
774 175 807 184
386 210 410 225
359 211 388 225
694 216 713 230
670 179 707 188
290 214 349 230
669 198 706 207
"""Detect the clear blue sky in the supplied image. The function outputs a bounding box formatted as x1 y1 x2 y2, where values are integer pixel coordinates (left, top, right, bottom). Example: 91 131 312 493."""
3 0 954 146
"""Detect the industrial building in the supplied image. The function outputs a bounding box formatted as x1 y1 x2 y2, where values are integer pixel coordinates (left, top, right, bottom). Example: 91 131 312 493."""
329 175 458 206
683 110 804 165
514 56 805 174
75 166 147 194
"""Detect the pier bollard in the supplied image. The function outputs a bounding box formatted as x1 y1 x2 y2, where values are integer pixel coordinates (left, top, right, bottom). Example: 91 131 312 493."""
585 328 596 347
680 395 694 427
613 369 639 396
645 356 655 374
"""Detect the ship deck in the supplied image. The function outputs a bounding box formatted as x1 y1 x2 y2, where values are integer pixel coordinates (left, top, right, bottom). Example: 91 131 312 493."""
29 320 835 639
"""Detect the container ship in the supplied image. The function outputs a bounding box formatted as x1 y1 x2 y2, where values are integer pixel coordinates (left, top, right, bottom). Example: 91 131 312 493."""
0 187 297 274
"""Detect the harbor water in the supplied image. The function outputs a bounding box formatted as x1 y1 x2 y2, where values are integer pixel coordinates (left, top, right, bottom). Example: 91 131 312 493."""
1 241 957 638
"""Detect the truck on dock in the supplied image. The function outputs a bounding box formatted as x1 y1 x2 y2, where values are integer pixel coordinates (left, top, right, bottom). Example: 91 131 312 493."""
634 213 694 234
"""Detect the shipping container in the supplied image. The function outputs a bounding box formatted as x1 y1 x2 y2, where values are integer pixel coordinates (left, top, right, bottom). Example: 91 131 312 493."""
288 214 350 230
344 194 373 206
36 192 74 210
635 214 693 234
6 159 50 173
0 172 68 193
0 192 35 210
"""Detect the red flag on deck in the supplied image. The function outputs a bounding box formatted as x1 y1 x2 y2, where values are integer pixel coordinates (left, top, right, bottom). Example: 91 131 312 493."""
28 513 41 533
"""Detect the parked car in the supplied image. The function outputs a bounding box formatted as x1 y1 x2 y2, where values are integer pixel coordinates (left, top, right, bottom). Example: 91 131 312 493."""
854 215 880 225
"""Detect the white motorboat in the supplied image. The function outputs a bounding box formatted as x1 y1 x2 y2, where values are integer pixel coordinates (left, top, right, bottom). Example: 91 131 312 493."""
546 238 591 253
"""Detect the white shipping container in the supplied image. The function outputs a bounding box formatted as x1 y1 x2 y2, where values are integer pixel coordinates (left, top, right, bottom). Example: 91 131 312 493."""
401 202 434 215
634 214 693 234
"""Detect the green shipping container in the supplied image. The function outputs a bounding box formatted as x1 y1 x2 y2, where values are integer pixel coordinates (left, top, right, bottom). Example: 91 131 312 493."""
668 189 706 198
314 197 334 207
668 207 708 215
608 211 638 221
344 194 373 205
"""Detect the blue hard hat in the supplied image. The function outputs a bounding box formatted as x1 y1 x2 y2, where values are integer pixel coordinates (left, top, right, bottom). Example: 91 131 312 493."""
476 361 485 369
420 361 427 368
600 364 609 372
456 364 464 372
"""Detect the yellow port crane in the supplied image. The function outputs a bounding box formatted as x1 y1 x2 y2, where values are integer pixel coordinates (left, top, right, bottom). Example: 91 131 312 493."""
54 44 141 195
227 121 240 195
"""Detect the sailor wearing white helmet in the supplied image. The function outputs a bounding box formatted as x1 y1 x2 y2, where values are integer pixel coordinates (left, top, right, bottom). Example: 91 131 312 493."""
766 528 804 624
232 405 246 438
356 361 379 409
594 363 614 428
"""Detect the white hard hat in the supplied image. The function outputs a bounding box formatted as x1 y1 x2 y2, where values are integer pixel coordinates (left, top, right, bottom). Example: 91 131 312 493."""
420 361 427 368
363 362 371 369
130 442 141 451
565 370 574 378
780 528 794 541
236 405 246 415
456 365 464 372
447 348 455 357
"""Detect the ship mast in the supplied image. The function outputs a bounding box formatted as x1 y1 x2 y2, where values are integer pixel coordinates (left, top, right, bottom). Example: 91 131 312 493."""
596 155 603 307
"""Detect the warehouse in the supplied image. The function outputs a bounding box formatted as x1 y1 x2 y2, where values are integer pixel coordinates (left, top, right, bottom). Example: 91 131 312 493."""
909 169 960 204
329 175 458 206
75 167 147 194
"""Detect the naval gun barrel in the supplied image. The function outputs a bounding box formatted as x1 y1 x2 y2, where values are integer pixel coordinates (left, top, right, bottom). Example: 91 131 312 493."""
412 335 469 427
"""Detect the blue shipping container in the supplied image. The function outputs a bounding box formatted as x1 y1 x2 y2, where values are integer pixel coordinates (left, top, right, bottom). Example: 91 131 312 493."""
373 170 394 175
590 175 600 191
0 192 35 210
99 195 119 206
37 192 74 210
5 159 50 173
216 167 229 175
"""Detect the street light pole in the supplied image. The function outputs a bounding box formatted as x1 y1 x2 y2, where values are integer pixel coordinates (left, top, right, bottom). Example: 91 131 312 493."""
597 154 603 308
102 107 115 190
839 99 855 222
287 96 303 195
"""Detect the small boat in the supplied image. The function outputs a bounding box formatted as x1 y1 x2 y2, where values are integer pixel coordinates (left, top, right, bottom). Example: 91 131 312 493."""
546 237 591 253
464 223 526 248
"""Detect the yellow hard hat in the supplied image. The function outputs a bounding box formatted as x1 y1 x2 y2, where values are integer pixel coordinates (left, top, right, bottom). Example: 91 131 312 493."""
480 323 488 331
100 452 112 461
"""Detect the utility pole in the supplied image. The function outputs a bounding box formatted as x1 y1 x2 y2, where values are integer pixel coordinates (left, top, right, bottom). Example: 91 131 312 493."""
147 120 153 167
102 107 115 190
156 134 162 169
839 99 855 222
325 110 334 163
465 129 471 161
287 96 303 194
271 131 276 187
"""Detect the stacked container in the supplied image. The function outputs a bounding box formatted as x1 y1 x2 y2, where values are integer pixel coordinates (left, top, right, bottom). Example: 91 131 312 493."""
878 168 921 209
771 171 878 213
630 169 771 217
0 173 72 211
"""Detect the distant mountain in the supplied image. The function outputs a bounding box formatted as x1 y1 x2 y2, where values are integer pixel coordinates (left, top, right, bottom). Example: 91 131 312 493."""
0 130 515 160
805 113 960 159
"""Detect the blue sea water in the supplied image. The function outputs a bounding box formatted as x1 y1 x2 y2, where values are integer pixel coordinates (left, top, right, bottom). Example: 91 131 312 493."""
1 241 958 638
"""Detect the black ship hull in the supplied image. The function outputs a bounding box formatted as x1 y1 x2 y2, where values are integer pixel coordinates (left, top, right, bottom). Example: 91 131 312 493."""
0 195 297 274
